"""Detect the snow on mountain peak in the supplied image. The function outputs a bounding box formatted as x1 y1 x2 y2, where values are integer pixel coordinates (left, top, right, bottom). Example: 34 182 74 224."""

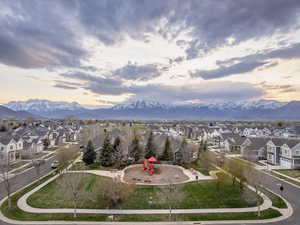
112 100 168 110
5 99 85 112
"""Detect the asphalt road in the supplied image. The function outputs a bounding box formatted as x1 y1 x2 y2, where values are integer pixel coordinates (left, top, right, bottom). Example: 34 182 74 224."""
0 157 55 206
0 159 300 225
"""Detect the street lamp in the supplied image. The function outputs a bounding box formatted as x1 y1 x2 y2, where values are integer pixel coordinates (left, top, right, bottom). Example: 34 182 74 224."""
277 183 284 198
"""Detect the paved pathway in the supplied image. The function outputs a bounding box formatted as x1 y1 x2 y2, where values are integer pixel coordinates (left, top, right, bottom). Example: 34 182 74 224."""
0 158 295 225
17 166 271 215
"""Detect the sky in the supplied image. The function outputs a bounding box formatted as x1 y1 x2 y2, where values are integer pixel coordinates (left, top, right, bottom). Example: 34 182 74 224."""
1 0 300 107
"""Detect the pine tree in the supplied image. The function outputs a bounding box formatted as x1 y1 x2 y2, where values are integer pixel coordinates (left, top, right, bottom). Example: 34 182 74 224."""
174 138 187 164
100 136 113 167
129 135 141 162
197 140 203 160
112 136 122 166
144 131 156 159
82 140 96 165
160 136 172 161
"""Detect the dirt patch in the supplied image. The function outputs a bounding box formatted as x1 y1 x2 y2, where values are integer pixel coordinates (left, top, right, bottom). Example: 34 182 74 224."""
123 164 189 184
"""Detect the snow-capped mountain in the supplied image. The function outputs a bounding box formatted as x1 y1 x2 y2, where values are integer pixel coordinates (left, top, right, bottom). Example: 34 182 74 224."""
6 99 85 112
111 99 287 111
5 99 87 118
3 99 300 120
192 99 287 110
112 100 169 110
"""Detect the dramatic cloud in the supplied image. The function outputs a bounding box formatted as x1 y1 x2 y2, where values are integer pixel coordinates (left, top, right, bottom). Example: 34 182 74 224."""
2 1 300 105
1 0 300 68
0 1 87 69
59 71 263 103
60 71 130 95
192 42 300 80
191 61 268 80
113 63 161 81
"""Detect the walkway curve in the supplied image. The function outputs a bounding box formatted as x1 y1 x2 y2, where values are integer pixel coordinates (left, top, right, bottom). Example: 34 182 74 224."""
18 170 272 215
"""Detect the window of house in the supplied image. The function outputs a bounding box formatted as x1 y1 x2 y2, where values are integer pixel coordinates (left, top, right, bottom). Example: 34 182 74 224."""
10 145 13 150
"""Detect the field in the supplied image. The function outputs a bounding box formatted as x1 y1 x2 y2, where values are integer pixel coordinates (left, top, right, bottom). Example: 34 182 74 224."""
27 173 260 209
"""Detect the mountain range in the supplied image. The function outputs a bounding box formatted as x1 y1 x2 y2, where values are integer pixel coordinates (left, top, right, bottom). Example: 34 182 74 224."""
2 99 300 120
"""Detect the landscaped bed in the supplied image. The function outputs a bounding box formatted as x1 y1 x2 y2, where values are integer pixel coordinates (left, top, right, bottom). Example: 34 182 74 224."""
27 173 260 209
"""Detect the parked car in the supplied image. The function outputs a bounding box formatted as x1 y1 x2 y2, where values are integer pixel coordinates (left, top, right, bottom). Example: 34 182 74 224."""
51 160 59 169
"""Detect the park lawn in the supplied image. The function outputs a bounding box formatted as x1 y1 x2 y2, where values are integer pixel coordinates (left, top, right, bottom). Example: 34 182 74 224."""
184 160 212 175
28 173 259 210
0 173 281 222
70 162 124 171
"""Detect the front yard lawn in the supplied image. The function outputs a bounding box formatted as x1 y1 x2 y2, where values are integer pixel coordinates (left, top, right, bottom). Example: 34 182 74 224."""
275 169 300 179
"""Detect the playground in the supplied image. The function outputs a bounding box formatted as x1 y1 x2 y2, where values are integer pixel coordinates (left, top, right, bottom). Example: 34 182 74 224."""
123 160 192 184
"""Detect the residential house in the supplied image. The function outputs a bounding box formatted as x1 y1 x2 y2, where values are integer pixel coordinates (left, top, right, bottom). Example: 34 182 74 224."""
280 139 300 169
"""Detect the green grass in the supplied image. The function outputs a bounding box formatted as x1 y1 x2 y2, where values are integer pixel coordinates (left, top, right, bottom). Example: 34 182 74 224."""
28 173 260 209
70 162 121 171
0 173 281 222
184 161 211 175
275 169 300 178
271 171 300 187
259 187 287 208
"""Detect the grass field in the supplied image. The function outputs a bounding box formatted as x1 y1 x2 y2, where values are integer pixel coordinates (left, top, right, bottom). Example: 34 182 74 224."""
28 173 260 209
0 173 281 222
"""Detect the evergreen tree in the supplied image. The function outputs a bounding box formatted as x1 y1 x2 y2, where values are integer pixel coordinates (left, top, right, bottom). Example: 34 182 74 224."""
129 135 141 162
160 136 172 161
197 140 204 160
174 138 187 164
100 136 113 167
112 136 122 166
203 141 208 152
82 140 96 165
144 131 156 159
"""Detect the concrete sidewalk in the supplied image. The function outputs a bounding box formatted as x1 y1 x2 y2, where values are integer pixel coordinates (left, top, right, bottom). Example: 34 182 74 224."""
18 171 272 215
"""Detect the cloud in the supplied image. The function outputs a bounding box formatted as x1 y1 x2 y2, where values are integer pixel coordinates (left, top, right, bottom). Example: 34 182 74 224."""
112 63 161 81
192 42 300 80
192 61 268 80
2 1 300 69
259 82 296 93
59 71 263 103
60 71 130 95
0 1 87 69
53 84 78 90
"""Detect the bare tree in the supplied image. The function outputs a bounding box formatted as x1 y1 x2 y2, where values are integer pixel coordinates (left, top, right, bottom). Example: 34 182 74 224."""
0 160 12 208
56 173 86 218
159 182 183 221
244 165 263 217
56 147 79 172
21 150 44 180
225 158 247 191
94 176 134 208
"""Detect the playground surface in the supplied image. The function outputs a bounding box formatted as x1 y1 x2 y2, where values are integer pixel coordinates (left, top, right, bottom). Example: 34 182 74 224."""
123 164 191 184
